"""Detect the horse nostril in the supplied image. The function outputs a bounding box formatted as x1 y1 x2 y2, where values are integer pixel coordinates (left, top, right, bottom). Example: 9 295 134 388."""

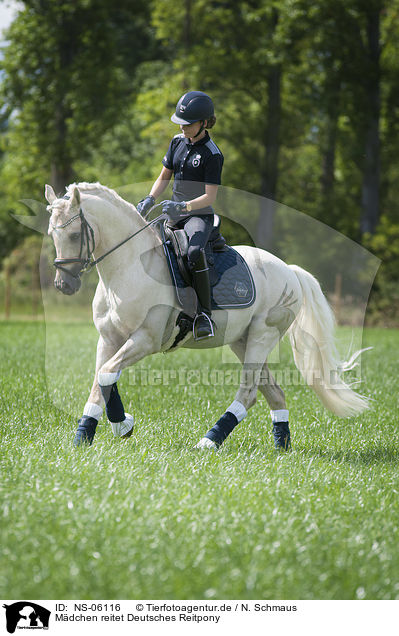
54 278 72 294
54 270 81 295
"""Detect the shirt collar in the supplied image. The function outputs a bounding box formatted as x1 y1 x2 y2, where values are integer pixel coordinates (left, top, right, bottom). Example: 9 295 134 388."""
185 130 210 147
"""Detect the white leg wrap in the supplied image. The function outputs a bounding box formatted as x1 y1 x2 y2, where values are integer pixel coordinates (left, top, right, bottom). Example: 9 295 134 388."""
226 400 247 422
98 370 121 386
83 402 103 421
271 409 289 423
111 413 134 438
194 438 218 451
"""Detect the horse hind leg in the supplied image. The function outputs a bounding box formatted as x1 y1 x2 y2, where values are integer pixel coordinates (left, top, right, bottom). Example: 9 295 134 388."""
258 362 291 450
230 337 291 449
195 322 281 451
221 335 291 451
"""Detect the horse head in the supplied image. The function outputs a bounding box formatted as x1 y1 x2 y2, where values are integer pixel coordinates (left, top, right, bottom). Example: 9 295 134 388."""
46 184 94 295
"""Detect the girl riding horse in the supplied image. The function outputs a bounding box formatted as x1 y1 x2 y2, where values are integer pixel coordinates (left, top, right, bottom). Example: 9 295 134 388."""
137 91 223 341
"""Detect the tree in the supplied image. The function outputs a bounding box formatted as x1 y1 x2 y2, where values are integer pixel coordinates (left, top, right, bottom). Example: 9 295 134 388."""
0 0 155 193
152 0 312 248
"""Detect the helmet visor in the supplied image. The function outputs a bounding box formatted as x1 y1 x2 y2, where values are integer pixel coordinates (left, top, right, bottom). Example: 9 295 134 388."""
171 113 199 125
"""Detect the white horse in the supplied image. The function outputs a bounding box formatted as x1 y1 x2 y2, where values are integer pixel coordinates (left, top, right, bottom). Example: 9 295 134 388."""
45 182 369 450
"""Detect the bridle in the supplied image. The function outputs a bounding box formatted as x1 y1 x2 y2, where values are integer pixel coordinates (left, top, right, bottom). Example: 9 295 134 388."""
52 209 95 277
51 199 167 280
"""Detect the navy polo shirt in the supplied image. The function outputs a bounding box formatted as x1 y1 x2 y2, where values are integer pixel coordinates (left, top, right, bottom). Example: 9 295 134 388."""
162 131 224 215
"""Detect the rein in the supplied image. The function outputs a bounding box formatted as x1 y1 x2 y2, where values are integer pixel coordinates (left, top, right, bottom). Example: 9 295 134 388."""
52 201 167 278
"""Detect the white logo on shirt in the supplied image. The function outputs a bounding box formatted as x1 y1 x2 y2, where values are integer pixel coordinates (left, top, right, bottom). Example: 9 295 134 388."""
192 154 201 168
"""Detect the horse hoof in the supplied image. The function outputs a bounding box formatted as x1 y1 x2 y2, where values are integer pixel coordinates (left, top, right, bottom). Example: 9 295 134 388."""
111 413 134 438
194 437 218 452
74 416 98 447
273 422 291 450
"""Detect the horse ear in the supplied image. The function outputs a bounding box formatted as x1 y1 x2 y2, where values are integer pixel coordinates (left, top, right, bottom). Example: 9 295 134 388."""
45 184 56 205
70 185 81 207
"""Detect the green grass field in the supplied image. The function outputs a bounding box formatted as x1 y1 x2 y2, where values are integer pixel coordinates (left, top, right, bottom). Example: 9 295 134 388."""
0 321 398 600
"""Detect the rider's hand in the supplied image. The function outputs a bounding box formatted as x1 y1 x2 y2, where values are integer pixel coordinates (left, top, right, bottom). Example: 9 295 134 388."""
137 195 155 216
162 200 186 221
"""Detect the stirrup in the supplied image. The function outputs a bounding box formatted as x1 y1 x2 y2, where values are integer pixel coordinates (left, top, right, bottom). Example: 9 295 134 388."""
193 312 215 341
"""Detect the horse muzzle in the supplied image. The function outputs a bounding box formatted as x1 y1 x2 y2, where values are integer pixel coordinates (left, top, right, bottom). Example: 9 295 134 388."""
54 266 82 295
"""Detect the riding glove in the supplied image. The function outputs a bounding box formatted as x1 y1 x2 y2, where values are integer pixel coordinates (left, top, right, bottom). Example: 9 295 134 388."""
137 195 155 216
162 200 187 221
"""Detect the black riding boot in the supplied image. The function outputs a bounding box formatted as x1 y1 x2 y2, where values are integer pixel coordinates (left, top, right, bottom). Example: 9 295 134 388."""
192 249 215 341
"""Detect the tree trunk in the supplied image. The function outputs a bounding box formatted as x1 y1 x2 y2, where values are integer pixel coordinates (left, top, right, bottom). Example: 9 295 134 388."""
320 82 340 225
51 161 74 197
182 0 191 91
256 62 282 250
322 120 337 200
50 21 76 194
256 9 281 250
360 7 381 235
31 259 41 317
50 96 75 194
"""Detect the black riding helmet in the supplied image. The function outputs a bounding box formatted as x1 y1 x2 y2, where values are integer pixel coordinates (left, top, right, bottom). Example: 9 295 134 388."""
171 91 214 125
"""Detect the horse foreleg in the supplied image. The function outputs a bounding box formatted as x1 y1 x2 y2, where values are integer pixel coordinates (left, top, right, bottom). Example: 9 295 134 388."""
74 336 121 447
97 327 156 439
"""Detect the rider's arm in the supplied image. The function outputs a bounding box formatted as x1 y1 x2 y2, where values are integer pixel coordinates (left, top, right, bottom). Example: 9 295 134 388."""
150 167 172 200
184 184 218 212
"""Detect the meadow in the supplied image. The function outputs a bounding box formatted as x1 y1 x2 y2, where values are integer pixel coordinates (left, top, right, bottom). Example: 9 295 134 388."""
0 320 398 600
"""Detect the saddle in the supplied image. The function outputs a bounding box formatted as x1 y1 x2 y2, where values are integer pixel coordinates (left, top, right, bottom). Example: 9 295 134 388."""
163 215 227 286
160 216 256 313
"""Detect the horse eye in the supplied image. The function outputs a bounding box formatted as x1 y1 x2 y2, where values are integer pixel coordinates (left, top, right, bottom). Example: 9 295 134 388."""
70 232 80 242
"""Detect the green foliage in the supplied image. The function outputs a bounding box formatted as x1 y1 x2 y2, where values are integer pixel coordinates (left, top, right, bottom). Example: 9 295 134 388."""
0 0 156 259
363 218 399 325
1 0 399 322
0 0 155 202
79 60 183 186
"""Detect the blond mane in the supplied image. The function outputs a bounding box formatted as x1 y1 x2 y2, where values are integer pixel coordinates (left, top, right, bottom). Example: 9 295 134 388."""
66 182 139 217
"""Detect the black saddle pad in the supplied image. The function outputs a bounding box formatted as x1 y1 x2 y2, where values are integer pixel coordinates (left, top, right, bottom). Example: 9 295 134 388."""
162 238 256 310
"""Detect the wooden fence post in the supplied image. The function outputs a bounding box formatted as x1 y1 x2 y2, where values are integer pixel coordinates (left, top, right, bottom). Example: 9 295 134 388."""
334 272 342 324
4 260 11 320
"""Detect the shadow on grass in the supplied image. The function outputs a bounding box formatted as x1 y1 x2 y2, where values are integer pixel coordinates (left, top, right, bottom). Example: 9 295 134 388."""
221 431 399 466
297 444 399 466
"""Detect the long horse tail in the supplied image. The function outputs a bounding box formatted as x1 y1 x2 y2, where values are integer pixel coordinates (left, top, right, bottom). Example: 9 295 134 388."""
287 264 369 417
